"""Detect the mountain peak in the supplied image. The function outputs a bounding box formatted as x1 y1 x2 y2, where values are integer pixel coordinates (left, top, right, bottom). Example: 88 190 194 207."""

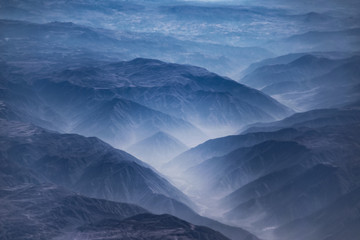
128 131 188 168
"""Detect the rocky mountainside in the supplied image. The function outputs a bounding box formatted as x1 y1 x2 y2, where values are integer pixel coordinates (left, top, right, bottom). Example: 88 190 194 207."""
0 119 259 240
165 107 360 239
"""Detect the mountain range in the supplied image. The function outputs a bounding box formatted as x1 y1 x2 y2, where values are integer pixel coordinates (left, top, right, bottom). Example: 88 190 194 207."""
240 54 360 111
1 0 360 239
166 107 360 239
1 51 293 149
0 118 259 240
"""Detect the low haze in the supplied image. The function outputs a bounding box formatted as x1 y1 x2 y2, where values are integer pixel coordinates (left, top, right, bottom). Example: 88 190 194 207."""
1 0 360 240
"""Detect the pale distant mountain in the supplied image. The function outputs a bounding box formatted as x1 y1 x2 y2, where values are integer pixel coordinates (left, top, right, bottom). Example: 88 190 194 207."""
241 54 346 89
0 18 273 78
240 54 360 111
278 28 360 52
128 131 188 168
242 108 360 134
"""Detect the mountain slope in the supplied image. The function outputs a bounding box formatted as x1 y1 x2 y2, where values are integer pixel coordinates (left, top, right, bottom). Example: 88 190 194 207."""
240 54 360 111
225 164 351 229
0 182 231 240
184 140 312 195
275 186 360 240
166 109 360 176
71 214 231 240
0 119 259 240
165 128 303 175
242 108 360 134
1 55 293 146
103 58 293 130
128 131 188 168
241 54 345 90
0 119 193 210
0 183 148 240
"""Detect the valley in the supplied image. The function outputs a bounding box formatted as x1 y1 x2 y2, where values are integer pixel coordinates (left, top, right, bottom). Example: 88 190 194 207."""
1 0 360 240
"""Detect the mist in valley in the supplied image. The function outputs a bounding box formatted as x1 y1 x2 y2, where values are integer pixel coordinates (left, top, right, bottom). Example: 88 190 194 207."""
1 0 360 240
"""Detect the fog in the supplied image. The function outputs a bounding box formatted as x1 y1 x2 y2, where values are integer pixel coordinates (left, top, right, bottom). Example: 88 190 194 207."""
1 0 360 240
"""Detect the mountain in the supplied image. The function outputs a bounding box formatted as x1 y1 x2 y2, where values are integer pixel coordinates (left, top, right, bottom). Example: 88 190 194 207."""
61 58 292 133
1 73 206 148
0 180 230 240
220 165 305 212
164 107 360 238
184 140 312 195
182 111 360 195
267 28 360 53
66 95 205 148
240 54 360 111
128 131 188 168
224 164 351 229
242 108 360 134
164 128 303 175
1 55 293 147
0 119 259 240
0 18 273 79
0 119 193 210
274 186 360 240
165 108 360 176
71 214 231 240
239 52 357 77
0 183 149 240
240 54 345 90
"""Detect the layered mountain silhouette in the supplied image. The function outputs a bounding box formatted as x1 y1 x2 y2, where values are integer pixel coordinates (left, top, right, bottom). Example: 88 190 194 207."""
1 1 360 239
128 131 188 168
240 54 360 111
72 214 231 240
166 107 360 239
275 186 360 240
0 180 232 240
0 18 272 79
1 53 293 149
0 119 259 240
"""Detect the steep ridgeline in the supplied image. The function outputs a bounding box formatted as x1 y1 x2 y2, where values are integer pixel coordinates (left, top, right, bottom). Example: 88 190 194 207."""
165 108 360 175
2 56 292 147
0 119 259 240
165 108 360 239
0 180 230 240
265 27 360 54
274 186 360 240
240 54 360 111
0 119 193 211
128 131 188 169
180 109 360 196
71 214 231 240
241 108 360 134
96 58 292 132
